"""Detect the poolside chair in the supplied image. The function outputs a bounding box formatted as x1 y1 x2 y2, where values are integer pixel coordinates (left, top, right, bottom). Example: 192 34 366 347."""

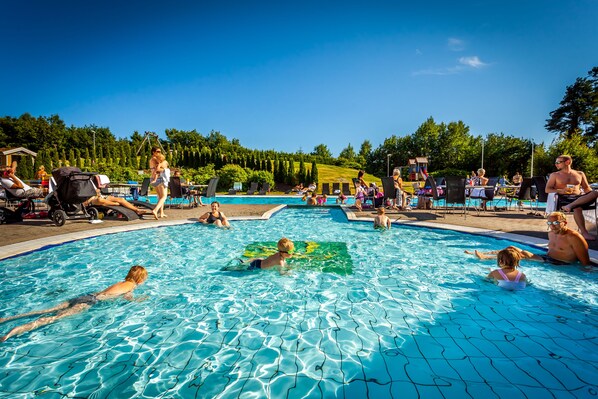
341 182 351 196
199 177 219 201
167 176 191 208
468 177 499 214
246 182 258 195
556 192 598 235
332 182 340 194
258 182 270 195
321 183 330 196
506 178 533 211
532 176 548 214
424 176 446 214
228 181 243 195
443 176 467 217
380 176 396 208
130 178 155 210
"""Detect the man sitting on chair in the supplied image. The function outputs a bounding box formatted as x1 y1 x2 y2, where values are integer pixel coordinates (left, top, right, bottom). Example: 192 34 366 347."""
546 154 595 241
0 163 44 198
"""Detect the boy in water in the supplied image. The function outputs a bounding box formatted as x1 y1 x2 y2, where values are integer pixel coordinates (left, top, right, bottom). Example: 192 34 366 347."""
373 207 391 230
0 265 148 342
225 238 294 275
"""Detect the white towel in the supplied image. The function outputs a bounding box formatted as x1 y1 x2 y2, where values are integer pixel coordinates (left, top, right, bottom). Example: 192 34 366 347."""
545 193 557 215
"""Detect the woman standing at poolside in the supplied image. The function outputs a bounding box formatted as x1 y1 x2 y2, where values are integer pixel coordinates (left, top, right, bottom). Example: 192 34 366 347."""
149 146 169 219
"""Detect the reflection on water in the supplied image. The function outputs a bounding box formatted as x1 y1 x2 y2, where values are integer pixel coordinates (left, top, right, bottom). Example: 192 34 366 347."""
0 207 596 398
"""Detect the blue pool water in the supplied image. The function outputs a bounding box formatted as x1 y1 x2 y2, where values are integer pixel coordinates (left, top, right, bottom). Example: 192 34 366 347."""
0 208 596 398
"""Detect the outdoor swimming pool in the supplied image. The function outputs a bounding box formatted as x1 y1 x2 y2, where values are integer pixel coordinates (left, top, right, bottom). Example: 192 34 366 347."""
0 207 596 398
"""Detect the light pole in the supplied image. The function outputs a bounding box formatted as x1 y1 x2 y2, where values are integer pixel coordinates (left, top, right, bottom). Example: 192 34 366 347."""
387 154 391 176
481 138 484 169
91 129 96 164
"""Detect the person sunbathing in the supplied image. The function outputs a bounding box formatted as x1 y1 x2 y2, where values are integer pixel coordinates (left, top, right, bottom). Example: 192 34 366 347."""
83 190 148 217
0 265 147 342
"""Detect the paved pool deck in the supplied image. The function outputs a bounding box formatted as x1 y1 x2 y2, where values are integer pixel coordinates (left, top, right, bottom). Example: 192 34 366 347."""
2 203 598 261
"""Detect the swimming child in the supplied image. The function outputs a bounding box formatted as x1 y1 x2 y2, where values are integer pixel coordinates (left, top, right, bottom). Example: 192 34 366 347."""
0 265 148 342
224 238 294 275
373 207 391 229
486 247 527 290
307 192 317 206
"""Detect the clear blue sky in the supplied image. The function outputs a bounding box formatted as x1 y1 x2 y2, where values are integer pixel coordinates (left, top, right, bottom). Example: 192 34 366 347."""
1 1 596 156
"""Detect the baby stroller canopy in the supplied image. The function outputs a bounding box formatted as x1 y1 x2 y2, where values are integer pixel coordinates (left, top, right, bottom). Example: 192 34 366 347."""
51 167 97 204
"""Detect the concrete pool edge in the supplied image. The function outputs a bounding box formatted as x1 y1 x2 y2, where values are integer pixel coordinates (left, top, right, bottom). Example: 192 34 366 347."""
341 206 598 262
0 205 287 260
3 204 598 264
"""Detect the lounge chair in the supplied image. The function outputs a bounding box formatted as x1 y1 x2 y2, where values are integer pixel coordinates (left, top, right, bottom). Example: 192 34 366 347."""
228 182 243 195
258 182 270 195
332 183 340 194
130 178 155 211
199 177 219 201
246 182 258 195
341 182 351 196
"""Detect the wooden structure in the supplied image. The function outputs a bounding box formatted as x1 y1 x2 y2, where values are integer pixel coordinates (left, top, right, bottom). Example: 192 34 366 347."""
408 157 428 181
1 147 37 167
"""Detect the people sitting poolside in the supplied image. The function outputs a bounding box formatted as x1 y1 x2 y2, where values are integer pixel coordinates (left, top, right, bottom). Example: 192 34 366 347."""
0 163 44 199
0 265 147 342
317 194 327 205
465 212 596 268
307 192 317 206
198 201 231 228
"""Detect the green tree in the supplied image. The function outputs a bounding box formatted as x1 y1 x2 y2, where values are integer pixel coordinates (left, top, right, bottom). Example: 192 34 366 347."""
339 143 356 160
310 162 318 184
545 66 598 143
311 144 332 162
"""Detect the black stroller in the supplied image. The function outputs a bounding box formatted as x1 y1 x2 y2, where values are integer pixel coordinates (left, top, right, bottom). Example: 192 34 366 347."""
47 167 99 226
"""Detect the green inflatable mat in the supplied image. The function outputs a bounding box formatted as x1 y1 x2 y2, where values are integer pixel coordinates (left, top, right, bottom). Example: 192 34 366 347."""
242 241 353 275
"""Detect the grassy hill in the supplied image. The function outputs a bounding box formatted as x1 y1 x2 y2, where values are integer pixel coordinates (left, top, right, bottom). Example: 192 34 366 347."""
307 164 419 195
315 164 381 187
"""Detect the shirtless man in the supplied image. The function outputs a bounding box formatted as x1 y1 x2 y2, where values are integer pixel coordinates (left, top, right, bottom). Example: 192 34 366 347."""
465 212 594 267
0 265 148 342
545 154 594 240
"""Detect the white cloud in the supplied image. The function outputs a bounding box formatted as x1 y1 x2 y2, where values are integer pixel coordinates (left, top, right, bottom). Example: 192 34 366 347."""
459 56 488 68
415 48 422 56
412 55 489 76
447 38 465 51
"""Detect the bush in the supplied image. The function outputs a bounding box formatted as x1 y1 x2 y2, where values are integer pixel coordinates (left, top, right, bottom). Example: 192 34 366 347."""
218 164 249 191
189 164 216 185
246 170 275 189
